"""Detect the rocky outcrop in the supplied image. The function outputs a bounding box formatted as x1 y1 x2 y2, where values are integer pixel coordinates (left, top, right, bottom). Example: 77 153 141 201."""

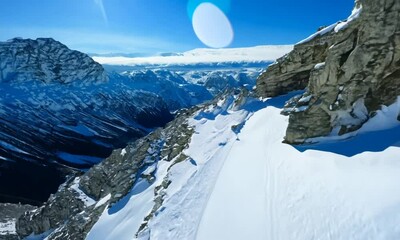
0 203 34 240
0 38 108 85
256 25 337 97
257 0 400 143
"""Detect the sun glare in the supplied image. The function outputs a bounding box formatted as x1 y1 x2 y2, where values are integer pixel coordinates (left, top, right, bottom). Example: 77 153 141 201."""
192 2 234 48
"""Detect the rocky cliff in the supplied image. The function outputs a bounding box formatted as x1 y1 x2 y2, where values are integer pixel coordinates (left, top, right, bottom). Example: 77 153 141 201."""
257 0 400 143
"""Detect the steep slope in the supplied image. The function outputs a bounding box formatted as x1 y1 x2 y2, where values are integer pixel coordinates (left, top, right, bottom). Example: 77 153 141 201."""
0 38 173 205
257 0 400 143
6 91 400 240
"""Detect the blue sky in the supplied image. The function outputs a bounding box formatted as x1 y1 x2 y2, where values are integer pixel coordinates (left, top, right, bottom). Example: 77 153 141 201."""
0 0 354 54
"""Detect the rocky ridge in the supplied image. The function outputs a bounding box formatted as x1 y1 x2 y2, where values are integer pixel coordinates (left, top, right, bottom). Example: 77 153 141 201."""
12 90 249 239
257 0 400 143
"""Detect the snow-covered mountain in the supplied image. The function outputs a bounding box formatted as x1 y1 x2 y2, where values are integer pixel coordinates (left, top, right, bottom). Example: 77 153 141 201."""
0 38 107 85
0 38 173 206
2 0 400 239
93 45 293 67
116 70 212 111
94 45 286 108
11 90 400 240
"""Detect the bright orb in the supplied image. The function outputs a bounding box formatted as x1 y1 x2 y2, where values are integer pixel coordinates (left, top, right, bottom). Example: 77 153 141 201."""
192 3 234 48
187 0 231 20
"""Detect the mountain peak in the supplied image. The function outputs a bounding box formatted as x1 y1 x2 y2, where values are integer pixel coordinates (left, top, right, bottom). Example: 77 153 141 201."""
0 38 108 85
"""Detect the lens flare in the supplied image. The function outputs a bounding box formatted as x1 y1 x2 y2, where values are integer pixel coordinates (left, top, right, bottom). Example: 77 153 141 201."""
187 0 231 20
192 3 234 48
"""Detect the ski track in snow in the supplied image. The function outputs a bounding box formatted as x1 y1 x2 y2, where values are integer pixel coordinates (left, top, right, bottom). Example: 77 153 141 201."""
195 100 400 240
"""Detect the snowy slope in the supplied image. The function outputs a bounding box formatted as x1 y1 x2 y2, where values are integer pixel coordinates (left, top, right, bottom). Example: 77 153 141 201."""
86 92 400 240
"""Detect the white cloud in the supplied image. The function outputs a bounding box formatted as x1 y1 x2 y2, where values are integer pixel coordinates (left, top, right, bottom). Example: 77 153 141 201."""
93 0 108 25
92 45 294 65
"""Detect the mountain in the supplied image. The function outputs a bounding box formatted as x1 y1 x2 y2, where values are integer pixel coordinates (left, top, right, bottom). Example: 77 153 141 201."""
99 47 276 110
10 89 400 240
0 38 173 206
257 0 400 144
0 38 107 85
92 45 293 67
116 70 212 111
2 0 400 239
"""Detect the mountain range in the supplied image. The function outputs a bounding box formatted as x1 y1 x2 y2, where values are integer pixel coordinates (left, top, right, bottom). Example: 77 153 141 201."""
1 0 400 239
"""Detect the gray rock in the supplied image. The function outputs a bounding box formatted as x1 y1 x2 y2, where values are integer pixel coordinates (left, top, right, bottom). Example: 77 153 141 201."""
256 27 336 97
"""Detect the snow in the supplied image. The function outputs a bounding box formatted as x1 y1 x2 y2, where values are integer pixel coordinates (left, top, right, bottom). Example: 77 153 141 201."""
147 97 251 240
69 178 96 207
334 5 362 32
298 95 312 103
92 45 294 66
95 194 112 209
120 148 127 156
314 62 325 69
86 175 160 240
196 95 400 240
297 23 337 45
87 93 400 240
297 5 362 45
0 220 16 235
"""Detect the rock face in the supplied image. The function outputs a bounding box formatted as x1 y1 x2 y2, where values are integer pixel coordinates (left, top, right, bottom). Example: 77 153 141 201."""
0 38 107 84
257 0 400 143
0 203 34 240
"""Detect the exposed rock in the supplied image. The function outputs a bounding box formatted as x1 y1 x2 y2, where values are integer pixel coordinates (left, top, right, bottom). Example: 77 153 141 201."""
0 38 108 85
13 102 202 239
256 27 336 97
257 0 400 143
0 203 34 239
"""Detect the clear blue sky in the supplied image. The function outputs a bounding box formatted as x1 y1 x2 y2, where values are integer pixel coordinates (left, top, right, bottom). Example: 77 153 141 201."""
0 0 354 54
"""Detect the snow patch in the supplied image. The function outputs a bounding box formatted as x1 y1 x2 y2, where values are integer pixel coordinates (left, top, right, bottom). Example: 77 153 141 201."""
0 220 16 235
120 148 127 156
95 194 111 209
70 178 96 207
297 23 337 45
334 5 362 32
314 62 326 69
